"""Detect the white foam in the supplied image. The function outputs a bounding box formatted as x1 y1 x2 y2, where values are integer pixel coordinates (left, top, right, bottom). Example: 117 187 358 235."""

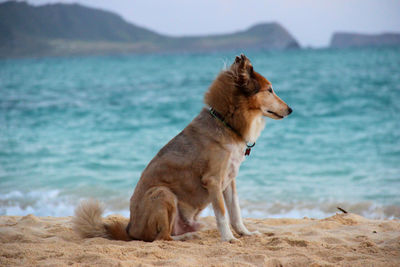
0 190 399 219
0 190 75 217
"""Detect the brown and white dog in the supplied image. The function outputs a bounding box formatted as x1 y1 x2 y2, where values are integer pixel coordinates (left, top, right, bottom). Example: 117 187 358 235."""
73 54 292 242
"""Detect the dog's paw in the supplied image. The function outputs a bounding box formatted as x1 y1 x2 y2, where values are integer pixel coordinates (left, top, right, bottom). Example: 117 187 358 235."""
239 230 261 236
246 230 261 236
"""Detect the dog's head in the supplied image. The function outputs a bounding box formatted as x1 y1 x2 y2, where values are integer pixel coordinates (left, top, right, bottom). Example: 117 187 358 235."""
230 54 292 119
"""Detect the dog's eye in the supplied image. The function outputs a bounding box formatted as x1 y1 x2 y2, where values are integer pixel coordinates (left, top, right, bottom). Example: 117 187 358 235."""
268 87 273 93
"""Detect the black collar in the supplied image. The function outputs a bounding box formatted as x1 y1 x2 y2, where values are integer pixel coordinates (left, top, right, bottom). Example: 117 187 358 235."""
209 107 239 137
208 107 256 156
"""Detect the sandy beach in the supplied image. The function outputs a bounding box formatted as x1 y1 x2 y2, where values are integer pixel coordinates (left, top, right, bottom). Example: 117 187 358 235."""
0 213 399 266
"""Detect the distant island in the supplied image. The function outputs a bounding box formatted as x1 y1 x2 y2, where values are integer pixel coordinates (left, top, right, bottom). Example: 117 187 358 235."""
0 1 300 58
330 32 400 48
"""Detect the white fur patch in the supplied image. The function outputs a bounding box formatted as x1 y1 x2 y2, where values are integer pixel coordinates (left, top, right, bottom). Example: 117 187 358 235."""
246 115 265 143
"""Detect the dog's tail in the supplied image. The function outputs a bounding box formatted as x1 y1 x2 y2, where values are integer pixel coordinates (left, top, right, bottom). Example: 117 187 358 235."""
72 199 131 241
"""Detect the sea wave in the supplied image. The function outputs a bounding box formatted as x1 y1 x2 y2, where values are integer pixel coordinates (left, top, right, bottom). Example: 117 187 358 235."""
0 190 75 217
1 190 398 220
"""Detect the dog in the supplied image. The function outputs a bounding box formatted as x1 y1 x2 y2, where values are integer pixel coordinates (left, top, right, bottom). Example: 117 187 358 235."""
72 54 292 242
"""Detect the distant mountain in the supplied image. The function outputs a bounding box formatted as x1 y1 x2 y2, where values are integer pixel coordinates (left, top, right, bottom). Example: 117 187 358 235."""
330 32 400 48
168 23 300 52
0 1 300 58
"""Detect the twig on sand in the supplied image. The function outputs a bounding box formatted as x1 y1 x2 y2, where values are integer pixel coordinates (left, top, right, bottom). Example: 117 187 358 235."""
337 207 348 214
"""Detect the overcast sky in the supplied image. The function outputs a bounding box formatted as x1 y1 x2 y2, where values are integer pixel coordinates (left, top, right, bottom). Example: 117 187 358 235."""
12 0 400 47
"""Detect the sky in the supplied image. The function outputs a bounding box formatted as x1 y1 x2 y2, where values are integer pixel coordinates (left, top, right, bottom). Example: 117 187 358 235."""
10 0 400 47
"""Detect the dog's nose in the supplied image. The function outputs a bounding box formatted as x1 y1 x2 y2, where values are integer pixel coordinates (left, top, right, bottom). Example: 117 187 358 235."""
288 107 293 115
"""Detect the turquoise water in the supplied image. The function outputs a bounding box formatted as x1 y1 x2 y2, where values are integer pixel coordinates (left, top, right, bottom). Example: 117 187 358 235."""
1 48 400 219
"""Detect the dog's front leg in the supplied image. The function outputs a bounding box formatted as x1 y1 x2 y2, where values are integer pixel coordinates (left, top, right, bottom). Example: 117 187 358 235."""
223 180 259 236
203 176 237 242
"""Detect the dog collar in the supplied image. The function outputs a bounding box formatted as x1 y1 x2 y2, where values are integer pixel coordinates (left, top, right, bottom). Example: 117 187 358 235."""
209 107 256 156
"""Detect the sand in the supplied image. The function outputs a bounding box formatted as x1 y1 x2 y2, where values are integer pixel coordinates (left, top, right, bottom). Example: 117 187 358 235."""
0 213 399 267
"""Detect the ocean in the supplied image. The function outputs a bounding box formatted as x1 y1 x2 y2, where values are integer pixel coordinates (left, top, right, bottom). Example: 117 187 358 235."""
1 47 399 219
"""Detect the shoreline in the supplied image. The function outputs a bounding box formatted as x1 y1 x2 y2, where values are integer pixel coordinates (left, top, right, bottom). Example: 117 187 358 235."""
2 190 399 220
1 213 399 266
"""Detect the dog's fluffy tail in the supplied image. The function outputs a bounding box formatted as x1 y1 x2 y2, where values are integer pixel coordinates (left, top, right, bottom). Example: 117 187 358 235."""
72 199 131 241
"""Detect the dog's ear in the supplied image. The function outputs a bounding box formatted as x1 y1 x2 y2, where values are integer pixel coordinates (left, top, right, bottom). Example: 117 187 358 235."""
231 54 257 95
233 54 249 70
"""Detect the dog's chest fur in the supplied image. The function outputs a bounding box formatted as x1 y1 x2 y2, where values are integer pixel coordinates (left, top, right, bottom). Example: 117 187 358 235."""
221 115 265 190
222 143 245 190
